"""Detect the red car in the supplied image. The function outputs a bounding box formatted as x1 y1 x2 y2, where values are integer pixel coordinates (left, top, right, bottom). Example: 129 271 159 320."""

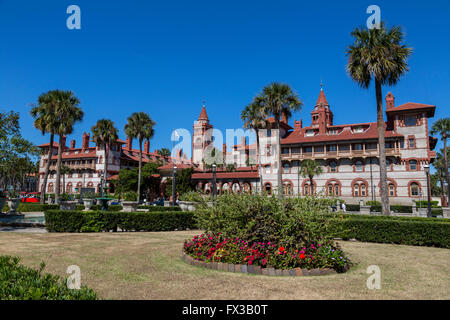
21 192 40 203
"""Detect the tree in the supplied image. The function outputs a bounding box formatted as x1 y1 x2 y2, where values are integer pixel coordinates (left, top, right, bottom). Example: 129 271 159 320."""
346 23 412 215
256 83 303 197
432 149 450 204
60 165 72 194
50 90 83 204
125 112 156 203
241 100 269 193
299 159 323 195
157 148 171 157
30 92 61 204
91 119 119 195
164 167 195 196
430 118 450 207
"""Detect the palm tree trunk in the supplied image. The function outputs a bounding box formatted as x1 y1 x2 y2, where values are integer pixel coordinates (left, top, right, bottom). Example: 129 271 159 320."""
40 134 54 204
54 137 63 204
375 80 389 215
256 129 263 193
309 175 314 195
62 174 65 194
276 119 282 198
104 144 109 195
443 135 450 207
137 137 143 203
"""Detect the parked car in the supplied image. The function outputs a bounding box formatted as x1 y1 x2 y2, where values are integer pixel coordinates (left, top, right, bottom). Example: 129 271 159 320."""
150 198 164 206
20 192 40 203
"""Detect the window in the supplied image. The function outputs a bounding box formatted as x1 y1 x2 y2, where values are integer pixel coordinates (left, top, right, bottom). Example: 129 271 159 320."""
353 184 359 197
353 181 367 197
264 165 271 174
292 147 300 154
389 184 395 197
283 183 293 196
327 145 337 152
408 138 415 148
405 116 417 126
327 182 340 196
282 148 290 155
266 129 272 137
266 145 271 156
330 161 337 173
410 183 420 196
304 183 310 195
304 146 312 153
353 126 364 133
355 160 363 172
386 158 393 171
283 163 290 173
305 130 315 137
409 160 417 171
328 129 338 135
353 143 363 151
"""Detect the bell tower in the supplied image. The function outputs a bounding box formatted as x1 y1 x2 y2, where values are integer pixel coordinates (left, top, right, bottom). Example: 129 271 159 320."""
311 83 333 134
192 101 213 167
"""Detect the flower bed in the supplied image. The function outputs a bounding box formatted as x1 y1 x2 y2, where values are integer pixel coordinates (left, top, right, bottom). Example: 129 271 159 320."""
183 233 351 274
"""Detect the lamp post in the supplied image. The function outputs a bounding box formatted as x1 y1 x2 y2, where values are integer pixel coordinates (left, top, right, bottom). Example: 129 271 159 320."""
424 165 432 218
212 164 217 200
172 165 177 206
100 171 104 197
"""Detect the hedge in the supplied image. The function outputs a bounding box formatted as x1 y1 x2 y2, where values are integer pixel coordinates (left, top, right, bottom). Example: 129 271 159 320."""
2 203 59 213
44 210 196 232
137 205 182 212
328 215 450 248
0 255 97 300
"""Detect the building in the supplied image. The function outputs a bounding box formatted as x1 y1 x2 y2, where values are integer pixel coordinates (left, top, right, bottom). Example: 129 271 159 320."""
191 88 437 205
37 132 191 196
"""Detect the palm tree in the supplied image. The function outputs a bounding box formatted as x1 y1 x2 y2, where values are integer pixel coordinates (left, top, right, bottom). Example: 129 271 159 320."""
431 118 450 207
346 22 412 215
52 90 84 204
125 112 155 203
157 148 171 157
30 91 60 204
241 100 269 193
256 83 302 197
60 164 72 194
299 159 323 195
91 119 119 195
433 150 449 205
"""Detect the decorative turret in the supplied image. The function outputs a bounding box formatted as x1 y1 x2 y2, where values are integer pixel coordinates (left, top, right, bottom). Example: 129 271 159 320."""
311 83 333 134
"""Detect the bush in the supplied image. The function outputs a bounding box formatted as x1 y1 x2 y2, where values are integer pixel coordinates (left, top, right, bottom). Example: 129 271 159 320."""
137 205 181 212
0 256 97 300
123 191 137 201
180 191 206 202
75 204 123 211
328 215 450 248
345 204 360 212
415 200 439 208
45 210 196 232
366 200 381 206
2 203 59 213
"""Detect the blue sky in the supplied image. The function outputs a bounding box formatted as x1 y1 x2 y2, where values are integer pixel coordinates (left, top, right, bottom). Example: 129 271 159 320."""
0 0 449 157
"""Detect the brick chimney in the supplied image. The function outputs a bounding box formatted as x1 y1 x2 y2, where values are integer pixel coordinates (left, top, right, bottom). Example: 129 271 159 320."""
81 132 90 151
126 136 133 150
294 120 303 131
144 140 149 153
386 92 395 109
60 135 66 149
223 143 227 155
70 140 76 149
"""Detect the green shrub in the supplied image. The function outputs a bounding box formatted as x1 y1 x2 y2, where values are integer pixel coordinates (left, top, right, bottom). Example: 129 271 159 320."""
3 203 59 213
390 205 413 213
123 191 137 201
345 204 360 212
415 200 439 208
328 215 450 248
75 204 123 211
137 205 181 212
45 210 196 232
366 200 381 206
0 256 97 300
180 191 206 202
194 193 334 249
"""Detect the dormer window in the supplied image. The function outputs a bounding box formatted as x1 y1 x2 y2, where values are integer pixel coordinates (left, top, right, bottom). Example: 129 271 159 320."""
305 130 315 137
405 116 418 126
328 129 338 135
353 126 364 133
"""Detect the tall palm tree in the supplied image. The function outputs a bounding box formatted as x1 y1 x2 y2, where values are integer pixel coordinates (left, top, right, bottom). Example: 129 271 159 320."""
241 100 269 193
91 119 119 195
30 91 60 204
346 23 412 215
52 90 84 204
433 150 449 205
125 112 155 203
299 159 323 195
431 118 450 207
256 83 302 197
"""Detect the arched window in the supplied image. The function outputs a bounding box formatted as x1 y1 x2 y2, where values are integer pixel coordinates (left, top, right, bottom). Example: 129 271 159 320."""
232 183 240 193
409 160 417 171
355 160 363 172
388 183 395 197
410 182 420 196
66 183 73 193
326 181 340 196
283 163 290 174
304 183 311 196
283 182 293 195
353 180 367 197
264 183 272 195
329 161 337 173
47 183 54 193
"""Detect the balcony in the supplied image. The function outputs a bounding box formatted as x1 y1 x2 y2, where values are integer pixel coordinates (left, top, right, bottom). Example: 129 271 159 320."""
49 163 96 171
281 147 401 160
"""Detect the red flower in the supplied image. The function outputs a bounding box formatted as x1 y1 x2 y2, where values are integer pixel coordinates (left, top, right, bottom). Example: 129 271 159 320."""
299 253 305 259
278 246 285 252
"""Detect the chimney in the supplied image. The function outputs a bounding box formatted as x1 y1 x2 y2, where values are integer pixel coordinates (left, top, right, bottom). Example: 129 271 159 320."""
82 132 90 151
60 135 66 149
241 136 246 148
144 140 149 153
294 120 302 131
70 140 76 149
126 136 133 150
223 143 227 155
177 149 182 158
386 92 395 109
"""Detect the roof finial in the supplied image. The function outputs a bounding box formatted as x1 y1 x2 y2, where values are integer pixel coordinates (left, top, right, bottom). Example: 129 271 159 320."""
203 99 205 107
320 80 323 91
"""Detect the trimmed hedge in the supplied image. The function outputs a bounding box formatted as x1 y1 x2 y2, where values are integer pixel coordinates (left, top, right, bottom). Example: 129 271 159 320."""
2 204 59 213
329 215 450 248
137 205 182 212
0 255 97 300
45 210 196 232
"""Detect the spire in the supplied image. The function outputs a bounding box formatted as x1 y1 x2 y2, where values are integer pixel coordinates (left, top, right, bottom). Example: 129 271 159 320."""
316 83 329 106
198 100 209 121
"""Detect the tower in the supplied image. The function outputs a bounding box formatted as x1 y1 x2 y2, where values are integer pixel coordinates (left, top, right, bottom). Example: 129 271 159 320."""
311 84 333 134
192 101 213 167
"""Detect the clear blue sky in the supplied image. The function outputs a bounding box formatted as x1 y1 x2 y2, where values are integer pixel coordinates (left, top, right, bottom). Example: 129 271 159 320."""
0 0 449 156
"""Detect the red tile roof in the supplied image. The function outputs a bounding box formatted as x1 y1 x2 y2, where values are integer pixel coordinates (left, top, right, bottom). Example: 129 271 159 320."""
50 151 97 160
192 171 259 180
316 89 328 106
386 103 435 116
158 163 193 170
198 104 209 121
37 142 59 148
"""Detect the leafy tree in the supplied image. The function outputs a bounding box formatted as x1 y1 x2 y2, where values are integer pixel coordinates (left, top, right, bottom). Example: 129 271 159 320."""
432 148 450 202
125 112 156 202
299 159 323 195
255 83 303 197
346 22 412 215
430 118 450 206
91 119 119 195
157 148 171 157
241 100 269 192
164 167 195 196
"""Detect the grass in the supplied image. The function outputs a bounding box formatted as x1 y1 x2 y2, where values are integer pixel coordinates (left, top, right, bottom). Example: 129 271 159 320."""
0 230 448 300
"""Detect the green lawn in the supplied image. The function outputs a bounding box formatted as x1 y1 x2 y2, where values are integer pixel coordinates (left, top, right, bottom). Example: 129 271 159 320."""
0 230 448 299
